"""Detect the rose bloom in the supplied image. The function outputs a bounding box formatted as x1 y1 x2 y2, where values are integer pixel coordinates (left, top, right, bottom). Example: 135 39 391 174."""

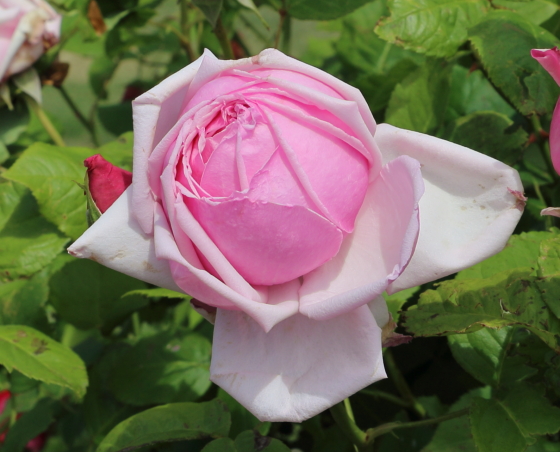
0 0 60 82
69 49 523 422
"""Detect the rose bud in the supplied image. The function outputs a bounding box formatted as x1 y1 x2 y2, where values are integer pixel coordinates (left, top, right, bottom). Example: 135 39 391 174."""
0 0 61 82
83 154 132 224
69 49 524 423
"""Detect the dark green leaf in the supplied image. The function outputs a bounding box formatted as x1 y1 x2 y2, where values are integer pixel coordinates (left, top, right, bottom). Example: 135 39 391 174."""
448 111 528 165
468 11 560 116
96 400 231 452
202 438 237 452
375 0 489 57
49 258 148 330
287 0 375 20
385 59 452 133
470 397 527 452
108 331 212 405
448 327 537 387
217 388 270 438
234 430 291 452
0 325 88 398
2 398 58 452
89 57 118 99
97 104 133 136
0 100 29 146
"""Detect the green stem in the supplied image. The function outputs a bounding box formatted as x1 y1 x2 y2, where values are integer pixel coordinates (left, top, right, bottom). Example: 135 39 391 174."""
364 408 469 444
274 6 286 49
534 179 553 229
57 86 99 146
132 312 141 337
384 349 426 418
214 16 234 60
376 41 392 73
531 114 558 181
179 1 197 62
24 94 65 147
330 399 372 452
280 10 291 54
361 389 411 409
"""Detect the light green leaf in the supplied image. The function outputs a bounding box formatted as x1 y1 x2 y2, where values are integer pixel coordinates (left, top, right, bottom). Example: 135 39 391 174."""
0 182 68 280
375 0 489 57
2 144 92 239
95 132 133 171
236 0 268 28
12 68 42 104
108 331 212 405
96 400 231 452
469 11 560 116
493 0 558 25
193 0 223 27
0 325 88 398
537 237 560 319
385 59 452 133
287 0 375 20
49 258 148 330
122 288 190 300
470 397 527 452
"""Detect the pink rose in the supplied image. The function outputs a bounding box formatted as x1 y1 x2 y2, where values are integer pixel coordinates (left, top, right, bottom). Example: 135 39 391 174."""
532 48 560 176
84 154 132 214
0 0 61 82
69 49 524 422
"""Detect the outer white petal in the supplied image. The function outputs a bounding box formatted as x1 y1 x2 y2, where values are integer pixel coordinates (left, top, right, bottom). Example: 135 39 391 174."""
210 304 386 423
67 187 182 293
375 124 524 293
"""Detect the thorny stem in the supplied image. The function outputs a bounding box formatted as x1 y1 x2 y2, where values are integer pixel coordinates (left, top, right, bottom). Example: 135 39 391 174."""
384 349 426 418
214 16 234 60
24 94 65 147
57 86 99 146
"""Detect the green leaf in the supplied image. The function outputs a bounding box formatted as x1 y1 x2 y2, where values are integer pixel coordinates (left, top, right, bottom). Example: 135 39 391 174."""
234 430 291 452
2 398 58 452
470 397 527 452
403 269 560 351
0 270 50 329
447 66 516 120
0 182 68 280
12 68 42 105
49 258 148 330
202 438 237 452
96 399 231 452
456 231 554 280
2 144 92 239
385 59 452 133
537 237 560 319
492 0 558 25
448 327 537 387
448 111 528 165
97 103 133 136
108 331 212 406
89 57 118 100
0 325 88 398
236 0 268 28
192 0 223 27
0 100 29 146
217 388 270 438
420 387 491 452
468 11 560 116
375 0 489 57
96 132 133 171
498 383 560 437
287 0 375 20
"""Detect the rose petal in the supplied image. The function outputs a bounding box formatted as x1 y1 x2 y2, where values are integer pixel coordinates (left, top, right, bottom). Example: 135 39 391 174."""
374 124 524 293
210 304 385 422
187 197 344 286
531 48 560 86
299 155 423 320
67 187 182 292
132 53 204 234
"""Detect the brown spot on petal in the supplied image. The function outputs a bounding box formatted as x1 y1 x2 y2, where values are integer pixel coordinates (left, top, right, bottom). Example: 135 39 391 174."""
142 261 158 273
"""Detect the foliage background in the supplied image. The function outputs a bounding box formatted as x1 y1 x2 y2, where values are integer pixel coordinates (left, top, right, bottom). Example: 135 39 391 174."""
1 0 560 451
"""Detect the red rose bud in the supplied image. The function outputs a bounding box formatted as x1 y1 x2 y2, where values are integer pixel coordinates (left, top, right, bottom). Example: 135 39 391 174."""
84 154 132 215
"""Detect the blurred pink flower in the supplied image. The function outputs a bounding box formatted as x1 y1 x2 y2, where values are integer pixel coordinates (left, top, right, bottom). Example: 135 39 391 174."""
0 0 61 81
